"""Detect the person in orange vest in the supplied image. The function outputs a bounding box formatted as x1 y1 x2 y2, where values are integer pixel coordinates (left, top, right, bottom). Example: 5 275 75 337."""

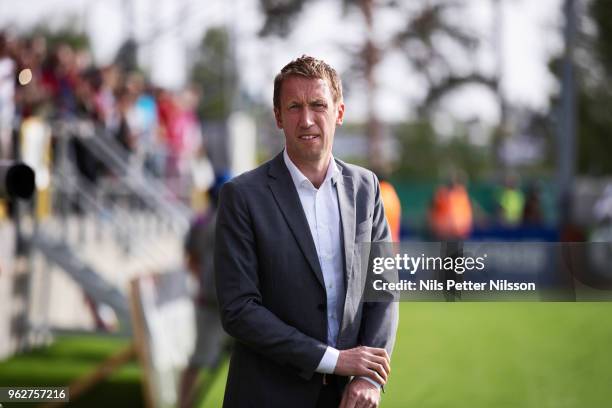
429 175 473 240
428 174 473 301
377 173 402 242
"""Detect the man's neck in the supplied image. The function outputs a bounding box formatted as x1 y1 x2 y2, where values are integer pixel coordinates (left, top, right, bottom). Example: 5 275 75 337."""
288 152 331 189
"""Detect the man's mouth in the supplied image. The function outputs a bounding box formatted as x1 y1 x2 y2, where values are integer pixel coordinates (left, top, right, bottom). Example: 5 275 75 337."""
299 135 319 140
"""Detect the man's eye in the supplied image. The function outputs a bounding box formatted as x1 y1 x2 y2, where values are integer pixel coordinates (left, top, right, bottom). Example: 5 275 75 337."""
313 103 327 110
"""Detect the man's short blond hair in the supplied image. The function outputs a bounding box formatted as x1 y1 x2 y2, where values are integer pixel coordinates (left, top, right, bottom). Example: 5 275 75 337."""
273 55 343 110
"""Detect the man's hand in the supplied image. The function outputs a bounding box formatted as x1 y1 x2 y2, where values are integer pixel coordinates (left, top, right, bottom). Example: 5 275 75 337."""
339 377 381 408
334 346 390 386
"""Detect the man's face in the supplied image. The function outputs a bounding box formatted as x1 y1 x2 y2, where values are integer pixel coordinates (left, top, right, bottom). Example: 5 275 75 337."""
274 75 344 166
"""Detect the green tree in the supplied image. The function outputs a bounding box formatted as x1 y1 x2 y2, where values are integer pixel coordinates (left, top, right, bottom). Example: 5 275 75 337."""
30 20 89 51
395 121 491 180
257 0 495 170
190 26 238 121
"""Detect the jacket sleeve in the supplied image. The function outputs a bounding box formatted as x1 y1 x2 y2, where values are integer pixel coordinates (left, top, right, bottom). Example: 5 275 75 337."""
358 172 400 357
214 181 327 380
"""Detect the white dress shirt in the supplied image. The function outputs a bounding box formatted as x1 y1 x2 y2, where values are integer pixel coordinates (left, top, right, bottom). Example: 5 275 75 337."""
283 150 381 390
283 149 344 370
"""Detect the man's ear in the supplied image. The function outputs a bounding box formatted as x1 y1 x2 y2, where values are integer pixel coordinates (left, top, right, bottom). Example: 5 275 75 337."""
274 107 283 129
336 102 345 126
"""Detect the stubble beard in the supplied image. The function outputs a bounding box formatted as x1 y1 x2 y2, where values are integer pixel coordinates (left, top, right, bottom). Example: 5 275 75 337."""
291 141 331 169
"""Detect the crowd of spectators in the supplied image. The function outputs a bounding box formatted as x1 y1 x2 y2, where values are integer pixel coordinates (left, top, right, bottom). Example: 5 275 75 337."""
0 30 212 205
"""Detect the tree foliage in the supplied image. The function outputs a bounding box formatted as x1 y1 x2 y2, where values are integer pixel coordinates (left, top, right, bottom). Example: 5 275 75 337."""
30 21 89 51
258 0 313 37
258 0 495 116
394 121 491 180
190 27 238 121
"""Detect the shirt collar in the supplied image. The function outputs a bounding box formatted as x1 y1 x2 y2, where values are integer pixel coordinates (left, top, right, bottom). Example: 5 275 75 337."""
283 148 340 189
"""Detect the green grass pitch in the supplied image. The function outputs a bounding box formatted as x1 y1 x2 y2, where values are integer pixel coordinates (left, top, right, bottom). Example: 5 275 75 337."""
1 303 611 407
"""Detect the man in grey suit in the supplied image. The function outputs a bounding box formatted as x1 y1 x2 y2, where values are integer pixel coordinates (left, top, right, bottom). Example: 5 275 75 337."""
215 55 399 408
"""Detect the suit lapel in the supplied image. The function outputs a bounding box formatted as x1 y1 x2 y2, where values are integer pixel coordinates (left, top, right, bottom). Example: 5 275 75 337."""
268 154 325 288
335 170 355 286
334 162 357 348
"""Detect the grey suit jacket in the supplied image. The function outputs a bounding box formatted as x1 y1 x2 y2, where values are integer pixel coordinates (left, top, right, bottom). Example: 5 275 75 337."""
214 152 399 408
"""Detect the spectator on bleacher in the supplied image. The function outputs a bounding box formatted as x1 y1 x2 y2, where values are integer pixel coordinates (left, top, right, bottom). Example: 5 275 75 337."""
114 84 138 155
124 72 160 176
95 64 120 131
43 43 81 118
156 88 181 178
15 36 50 119
3 31 214 203
175 86 203 178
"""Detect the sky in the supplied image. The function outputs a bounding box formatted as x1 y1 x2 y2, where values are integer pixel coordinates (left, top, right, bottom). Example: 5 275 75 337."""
0 0 564 126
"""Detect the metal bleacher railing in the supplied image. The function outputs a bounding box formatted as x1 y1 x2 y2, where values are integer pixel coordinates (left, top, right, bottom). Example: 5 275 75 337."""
20 118 192 342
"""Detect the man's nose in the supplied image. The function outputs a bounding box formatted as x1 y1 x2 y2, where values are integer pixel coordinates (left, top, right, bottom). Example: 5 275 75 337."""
298 107 314 128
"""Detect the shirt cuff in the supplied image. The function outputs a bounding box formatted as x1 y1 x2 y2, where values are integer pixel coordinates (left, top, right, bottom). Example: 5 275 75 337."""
315 346 339 374
358 376 382 390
